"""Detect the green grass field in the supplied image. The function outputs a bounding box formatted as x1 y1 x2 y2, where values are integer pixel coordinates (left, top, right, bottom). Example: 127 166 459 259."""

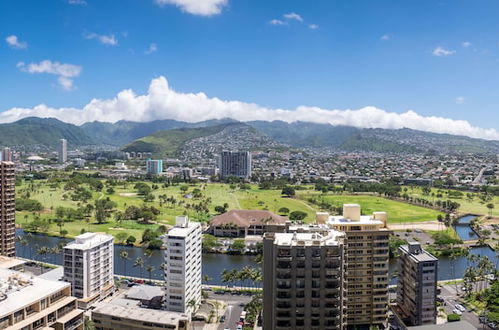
16 180 449 241
402 186 499 217
297 191 443 223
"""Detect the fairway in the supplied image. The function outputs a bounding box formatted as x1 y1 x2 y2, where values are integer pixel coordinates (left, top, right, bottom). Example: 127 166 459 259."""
298 192 443 223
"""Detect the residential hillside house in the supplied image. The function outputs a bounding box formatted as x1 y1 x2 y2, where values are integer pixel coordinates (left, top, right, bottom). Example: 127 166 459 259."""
209 210 288 237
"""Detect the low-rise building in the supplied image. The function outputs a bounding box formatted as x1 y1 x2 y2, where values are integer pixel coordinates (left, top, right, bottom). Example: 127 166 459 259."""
0 268 84 330
209 210 288 237
92 299 190 330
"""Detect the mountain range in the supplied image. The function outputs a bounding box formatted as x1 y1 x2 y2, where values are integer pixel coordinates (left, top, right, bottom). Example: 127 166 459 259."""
1 117 499 155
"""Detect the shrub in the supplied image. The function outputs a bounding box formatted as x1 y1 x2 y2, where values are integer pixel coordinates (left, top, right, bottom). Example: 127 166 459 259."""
447 313 461 322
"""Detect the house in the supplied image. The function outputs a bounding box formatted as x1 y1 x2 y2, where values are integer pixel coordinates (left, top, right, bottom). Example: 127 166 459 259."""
208 210 288 237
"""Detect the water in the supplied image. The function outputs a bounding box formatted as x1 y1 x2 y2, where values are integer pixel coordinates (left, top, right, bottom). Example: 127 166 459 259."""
15 229 498 285
15 229 259 284
453 214 479 241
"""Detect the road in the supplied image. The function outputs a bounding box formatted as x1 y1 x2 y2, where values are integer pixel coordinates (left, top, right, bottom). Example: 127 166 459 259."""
208 292 252 330
440 284 481 328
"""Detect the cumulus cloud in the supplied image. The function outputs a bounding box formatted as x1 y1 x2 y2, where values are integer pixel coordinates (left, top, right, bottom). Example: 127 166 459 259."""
17 60 82 91
84 33 118 46
283 12 303 22
1 76 498 140
269 19 287 26
154 0 227 16
462 41 471 48
455 96 465 104
6 35 28 49
308 24 319 30
380 34 390 41
145 43 158 55
432 46 455 56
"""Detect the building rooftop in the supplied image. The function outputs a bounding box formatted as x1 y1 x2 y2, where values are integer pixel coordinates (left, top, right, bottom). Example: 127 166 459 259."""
210 209 288 228
0 256 26 270
64 232 113 250
272 229 344 247
0 268 70 317
400 244 438 263
326 215 385 226
166 216 201 237
92 299 189 325
126 285 163 301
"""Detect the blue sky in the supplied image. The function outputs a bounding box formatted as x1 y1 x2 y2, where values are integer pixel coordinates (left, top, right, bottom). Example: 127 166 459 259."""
1 0 499 138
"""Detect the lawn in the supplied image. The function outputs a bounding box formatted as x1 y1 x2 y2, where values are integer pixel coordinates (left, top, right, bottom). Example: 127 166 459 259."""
403 186 499 217
297 192 443 223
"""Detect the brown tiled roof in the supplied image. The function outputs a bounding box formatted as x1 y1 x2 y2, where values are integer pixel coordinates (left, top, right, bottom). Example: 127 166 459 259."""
209 210 288 228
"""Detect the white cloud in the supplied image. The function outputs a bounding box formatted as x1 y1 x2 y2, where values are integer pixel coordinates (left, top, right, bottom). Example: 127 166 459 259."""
455 96 465 104
84 33 118 46
269 19 287 26
145 43 158 55
380 34 390 41
17 60 82 91
68 0 87 4
462 41 471 48
283 12 303 22
308 24 319 30
432 46 455 57
1 76 498 140
6 35 28 49
154 0 227 16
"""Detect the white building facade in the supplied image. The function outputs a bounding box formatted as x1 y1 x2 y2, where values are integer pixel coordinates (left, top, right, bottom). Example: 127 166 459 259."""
63 232 114 308
58 138 67 163
162 216 202 314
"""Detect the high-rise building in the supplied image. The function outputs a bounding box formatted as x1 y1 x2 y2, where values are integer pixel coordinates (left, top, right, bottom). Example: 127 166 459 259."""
325 204 392 328
0 161 16 257
146 159 163 175
1 148 12 162
62 232 115 309
162 216 202 314
0 268 84 330
397 242 438 326
219 151 252 179
263 226 345 330
58 138 68 163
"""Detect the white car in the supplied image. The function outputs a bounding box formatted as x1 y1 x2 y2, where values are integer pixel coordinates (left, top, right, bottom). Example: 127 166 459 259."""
452 308 463 316
455 304 466 312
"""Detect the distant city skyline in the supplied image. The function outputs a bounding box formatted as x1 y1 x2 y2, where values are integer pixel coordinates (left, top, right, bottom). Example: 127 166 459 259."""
1 0 499 139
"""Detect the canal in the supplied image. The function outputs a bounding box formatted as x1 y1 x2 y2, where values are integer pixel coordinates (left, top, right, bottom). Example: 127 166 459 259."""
15 227 497 285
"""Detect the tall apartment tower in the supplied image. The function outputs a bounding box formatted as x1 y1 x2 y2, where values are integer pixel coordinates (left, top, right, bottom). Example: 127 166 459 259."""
1 148 12 162
219 151 252 179
397 242 438 326
63 232 114 309
162 216 202 314
325 204 392 328
58 138 67 163
263 227 345 330
146 159 163 175
0 161 15 257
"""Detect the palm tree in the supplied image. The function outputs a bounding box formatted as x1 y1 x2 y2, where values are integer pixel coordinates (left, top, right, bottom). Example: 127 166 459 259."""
134 257 145 278
144 249 154 259
84 318 96 330
119 250 129 278
145 265 155 283
187 299 198 313
202 274 211 284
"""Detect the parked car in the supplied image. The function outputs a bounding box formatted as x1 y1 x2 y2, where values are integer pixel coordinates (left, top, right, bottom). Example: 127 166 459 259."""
452 309 463 316
219 315 226 323
455 304 466 312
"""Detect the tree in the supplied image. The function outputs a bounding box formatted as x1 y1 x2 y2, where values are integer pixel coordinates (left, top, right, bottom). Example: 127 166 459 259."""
115 232 129 244
60 229 68 238
486 203 495 218
202 234 220 252
126 235 136 245
120 251 129 277
133 257 144 278
289 211 307 221
278 207 290 215
281 186 295 197
145 265 155 282
230 239 246 254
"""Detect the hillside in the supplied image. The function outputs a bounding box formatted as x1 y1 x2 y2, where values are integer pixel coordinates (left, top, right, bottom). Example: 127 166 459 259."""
121 123 239 157
0 117 94 148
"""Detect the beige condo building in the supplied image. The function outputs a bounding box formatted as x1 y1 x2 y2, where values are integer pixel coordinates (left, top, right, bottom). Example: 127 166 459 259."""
0 162 15 257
